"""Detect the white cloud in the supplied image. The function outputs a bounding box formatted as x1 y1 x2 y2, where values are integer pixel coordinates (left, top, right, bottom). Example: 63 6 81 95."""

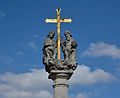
70 65 115 85
0 66 115 98
76 92 88 98
0 69 52 98
81 42 120 59
69 92 88 98
0 89 52 98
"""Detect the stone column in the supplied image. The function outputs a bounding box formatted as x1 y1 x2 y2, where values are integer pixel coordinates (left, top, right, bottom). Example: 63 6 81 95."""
49 70 73 98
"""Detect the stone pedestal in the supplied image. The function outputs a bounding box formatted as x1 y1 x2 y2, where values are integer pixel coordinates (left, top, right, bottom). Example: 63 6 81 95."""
49 70 73 98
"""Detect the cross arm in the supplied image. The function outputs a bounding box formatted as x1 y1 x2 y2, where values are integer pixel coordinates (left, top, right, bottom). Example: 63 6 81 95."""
60 19 72 23
45 19 57 23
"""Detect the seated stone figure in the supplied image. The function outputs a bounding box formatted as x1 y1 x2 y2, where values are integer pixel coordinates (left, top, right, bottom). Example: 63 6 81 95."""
61 31 78 70
43 31 66 72
43 30 78 72
42 31 57 72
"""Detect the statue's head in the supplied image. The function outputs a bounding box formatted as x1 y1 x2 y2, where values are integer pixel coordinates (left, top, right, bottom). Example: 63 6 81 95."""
64 31 72 37
64 31 72 41
48 31 55 38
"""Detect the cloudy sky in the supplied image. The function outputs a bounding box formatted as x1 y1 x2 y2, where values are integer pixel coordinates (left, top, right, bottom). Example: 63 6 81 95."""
0 0 120 98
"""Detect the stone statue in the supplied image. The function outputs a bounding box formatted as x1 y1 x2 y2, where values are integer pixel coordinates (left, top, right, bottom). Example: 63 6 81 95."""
43 9 77 98
61 31 78 70
42 31 57 72
43 31 65 72
43 30 78 72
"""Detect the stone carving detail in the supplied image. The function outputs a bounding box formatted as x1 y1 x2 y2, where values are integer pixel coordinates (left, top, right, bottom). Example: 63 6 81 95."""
61 31 78 70
43 30 78 73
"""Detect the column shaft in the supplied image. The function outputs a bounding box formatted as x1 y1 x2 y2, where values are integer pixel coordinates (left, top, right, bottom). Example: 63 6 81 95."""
53 74 69 98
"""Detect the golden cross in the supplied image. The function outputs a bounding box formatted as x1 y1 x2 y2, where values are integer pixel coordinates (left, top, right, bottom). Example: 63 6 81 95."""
45 8 72 60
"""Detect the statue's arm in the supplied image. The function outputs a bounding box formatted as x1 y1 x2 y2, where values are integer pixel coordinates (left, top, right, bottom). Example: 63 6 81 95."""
61 38 66 48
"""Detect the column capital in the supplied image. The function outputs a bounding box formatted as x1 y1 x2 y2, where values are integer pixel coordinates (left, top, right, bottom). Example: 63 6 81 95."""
49 70 74 80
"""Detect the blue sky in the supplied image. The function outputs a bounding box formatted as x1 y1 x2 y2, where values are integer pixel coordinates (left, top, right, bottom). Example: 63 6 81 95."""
0 0 120 98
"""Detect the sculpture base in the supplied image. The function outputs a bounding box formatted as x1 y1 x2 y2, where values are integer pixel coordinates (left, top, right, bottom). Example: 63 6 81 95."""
49 70 74 98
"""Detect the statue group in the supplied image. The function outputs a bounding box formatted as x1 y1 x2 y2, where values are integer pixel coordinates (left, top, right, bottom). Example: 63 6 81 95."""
43 31 78 73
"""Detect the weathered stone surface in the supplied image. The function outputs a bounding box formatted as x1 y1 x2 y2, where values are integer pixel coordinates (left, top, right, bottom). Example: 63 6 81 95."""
49 70 74 98
43 31 78 73
42 30 78 98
